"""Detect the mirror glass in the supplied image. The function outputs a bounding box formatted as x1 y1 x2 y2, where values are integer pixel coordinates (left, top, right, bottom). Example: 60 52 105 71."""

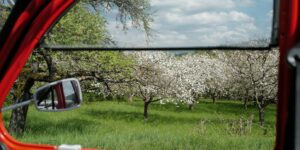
43 0 275 48
34 78 82 111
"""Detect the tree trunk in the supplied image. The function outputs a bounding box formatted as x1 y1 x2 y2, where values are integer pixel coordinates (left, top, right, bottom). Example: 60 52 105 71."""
8 49 56 135
212 96 216 104
259 108 265 126
188 103 194 111
128 93 134 102
244 99 248 110
144 101 150 120
9 78 34 135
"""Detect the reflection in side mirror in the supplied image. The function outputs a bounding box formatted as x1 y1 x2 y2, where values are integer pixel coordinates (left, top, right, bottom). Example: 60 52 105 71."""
33 78 82 112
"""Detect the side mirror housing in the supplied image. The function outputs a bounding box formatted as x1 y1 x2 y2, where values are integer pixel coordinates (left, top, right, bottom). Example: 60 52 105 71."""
33 78 82 112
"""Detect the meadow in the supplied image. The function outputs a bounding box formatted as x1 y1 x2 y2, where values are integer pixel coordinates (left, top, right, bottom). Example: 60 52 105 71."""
2 99 276 150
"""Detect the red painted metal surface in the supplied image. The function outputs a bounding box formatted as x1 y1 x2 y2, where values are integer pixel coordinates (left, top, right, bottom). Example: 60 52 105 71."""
275 0 300 149
0 0 89 149
55 83 66 109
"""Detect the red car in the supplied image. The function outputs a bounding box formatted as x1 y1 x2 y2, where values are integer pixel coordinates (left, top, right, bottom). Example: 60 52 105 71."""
0 0 299 149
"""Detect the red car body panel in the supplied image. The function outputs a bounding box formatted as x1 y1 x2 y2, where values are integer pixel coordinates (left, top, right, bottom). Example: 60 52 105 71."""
0 0 83 149
276 0 300 149
0 0 298 149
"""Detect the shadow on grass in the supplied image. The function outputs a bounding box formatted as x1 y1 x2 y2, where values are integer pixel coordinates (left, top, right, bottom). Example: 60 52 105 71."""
84 100 276 127
22 117 95 136
127 100 257 115
83 108 265 127
84 109 200 125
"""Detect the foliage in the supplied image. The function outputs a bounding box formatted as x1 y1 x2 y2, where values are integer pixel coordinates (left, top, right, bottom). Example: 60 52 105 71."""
7 0 152 134
44 3 111 46
129 52 172 99
225 50 278 102
83 0 153 36
124 48 278 122
63 51 134 98
224 49 278 125
42 1 151 98
166 52 232 106
125 51 172 118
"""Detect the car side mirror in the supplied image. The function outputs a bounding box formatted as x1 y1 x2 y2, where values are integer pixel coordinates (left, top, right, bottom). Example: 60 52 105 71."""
33 78 82 112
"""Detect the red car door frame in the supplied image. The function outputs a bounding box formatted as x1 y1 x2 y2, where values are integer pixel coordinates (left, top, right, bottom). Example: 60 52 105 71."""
0 0 81 149
0 0 299 149
276 0 300 149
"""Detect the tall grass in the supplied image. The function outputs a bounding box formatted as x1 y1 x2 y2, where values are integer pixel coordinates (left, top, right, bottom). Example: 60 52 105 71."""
2 99 276 150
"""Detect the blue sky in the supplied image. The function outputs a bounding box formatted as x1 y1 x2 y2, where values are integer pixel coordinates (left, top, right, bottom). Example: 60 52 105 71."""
104 0 274 47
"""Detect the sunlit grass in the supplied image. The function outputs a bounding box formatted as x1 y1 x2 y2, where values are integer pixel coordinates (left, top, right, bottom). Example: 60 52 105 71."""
2 99 276 150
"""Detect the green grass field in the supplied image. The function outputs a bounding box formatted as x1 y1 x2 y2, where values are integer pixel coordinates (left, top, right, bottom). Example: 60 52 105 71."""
2 99 276 150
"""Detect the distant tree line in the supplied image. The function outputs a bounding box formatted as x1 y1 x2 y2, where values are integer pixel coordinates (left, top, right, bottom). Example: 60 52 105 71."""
122 49 278 125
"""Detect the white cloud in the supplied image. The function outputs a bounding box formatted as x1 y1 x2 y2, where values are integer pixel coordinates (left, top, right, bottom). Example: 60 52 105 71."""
163 11 254 26
150 21 257 47
236 0 255 7
151 0 236 11
267 10 273 19
104 0 272 47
